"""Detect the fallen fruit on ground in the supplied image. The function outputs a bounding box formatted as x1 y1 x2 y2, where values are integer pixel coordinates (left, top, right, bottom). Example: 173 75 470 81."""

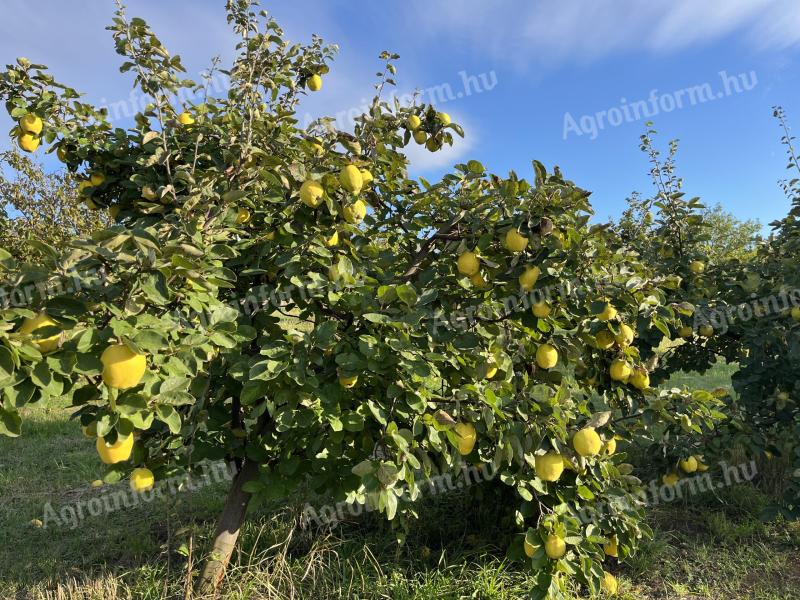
130 467 155 492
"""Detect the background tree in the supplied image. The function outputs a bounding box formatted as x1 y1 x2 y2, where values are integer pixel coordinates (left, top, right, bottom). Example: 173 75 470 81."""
0 149 107 262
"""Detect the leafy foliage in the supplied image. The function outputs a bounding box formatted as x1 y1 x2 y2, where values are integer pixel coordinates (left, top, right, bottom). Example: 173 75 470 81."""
0 4 734 598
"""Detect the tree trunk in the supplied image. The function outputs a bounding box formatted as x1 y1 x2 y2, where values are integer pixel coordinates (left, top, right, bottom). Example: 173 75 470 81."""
195 460 260 597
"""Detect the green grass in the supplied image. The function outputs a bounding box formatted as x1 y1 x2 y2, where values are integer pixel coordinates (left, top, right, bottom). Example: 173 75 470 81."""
1 364 798 599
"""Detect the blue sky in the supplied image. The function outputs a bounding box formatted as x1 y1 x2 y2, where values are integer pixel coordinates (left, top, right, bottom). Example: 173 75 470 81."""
2 0 799 225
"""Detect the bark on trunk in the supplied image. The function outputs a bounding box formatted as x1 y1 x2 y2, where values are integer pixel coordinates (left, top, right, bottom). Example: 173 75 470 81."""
195 460 260 597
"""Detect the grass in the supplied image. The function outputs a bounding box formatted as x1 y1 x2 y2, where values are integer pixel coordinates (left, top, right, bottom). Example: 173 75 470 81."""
1 362 798 599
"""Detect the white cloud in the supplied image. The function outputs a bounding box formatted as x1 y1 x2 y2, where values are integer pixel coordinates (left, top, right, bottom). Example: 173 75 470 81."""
406 0 800 67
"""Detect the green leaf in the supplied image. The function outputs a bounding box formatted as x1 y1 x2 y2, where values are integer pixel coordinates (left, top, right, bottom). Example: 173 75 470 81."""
0 407 22 436
156 404 182 433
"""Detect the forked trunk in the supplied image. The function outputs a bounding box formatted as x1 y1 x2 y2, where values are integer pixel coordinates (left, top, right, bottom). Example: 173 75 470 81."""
195 460 260 597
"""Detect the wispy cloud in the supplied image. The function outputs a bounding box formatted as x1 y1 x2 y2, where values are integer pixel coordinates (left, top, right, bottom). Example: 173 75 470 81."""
406 0 800 67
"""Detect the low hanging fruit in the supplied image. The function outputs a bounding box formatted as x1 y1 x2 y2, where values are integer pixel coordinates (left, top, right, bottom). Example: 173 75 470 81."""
18 313 60 353
101 344 147 389
96 434 134 464
544 534 566 559
597 303 617 321
609 359 632 382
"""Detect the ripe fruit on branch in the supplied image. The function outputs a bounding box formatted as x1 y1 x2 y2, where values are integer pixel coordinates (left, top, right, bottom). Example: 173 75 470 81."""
470 272 488 288
603 536 618 557
406 114 421 130
342 199 367 224
505 229 528 252
609 359 631 382
236 208 251 224
18 313 60 353
484 362 498 379
101 344 147 389
596 330 615 350
96 434 134 464
535 452 565 481
524 538 536 558
519 266 540 291
698 324 713 338
615 324 634 347
457 252 480 276
453 422 476 455
307 74 322 91
18 133 40 152
339 164 363 194
662 472 680 486
544 534 566 559
597 303 617 321
689 260 705 274
338 374 358 389
601 437 617 455
300 180 324 208
535 344 558 369
532 302 551 318
19 113 43 134
679 456 698 473
573 427 602 457
630 368 650 390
